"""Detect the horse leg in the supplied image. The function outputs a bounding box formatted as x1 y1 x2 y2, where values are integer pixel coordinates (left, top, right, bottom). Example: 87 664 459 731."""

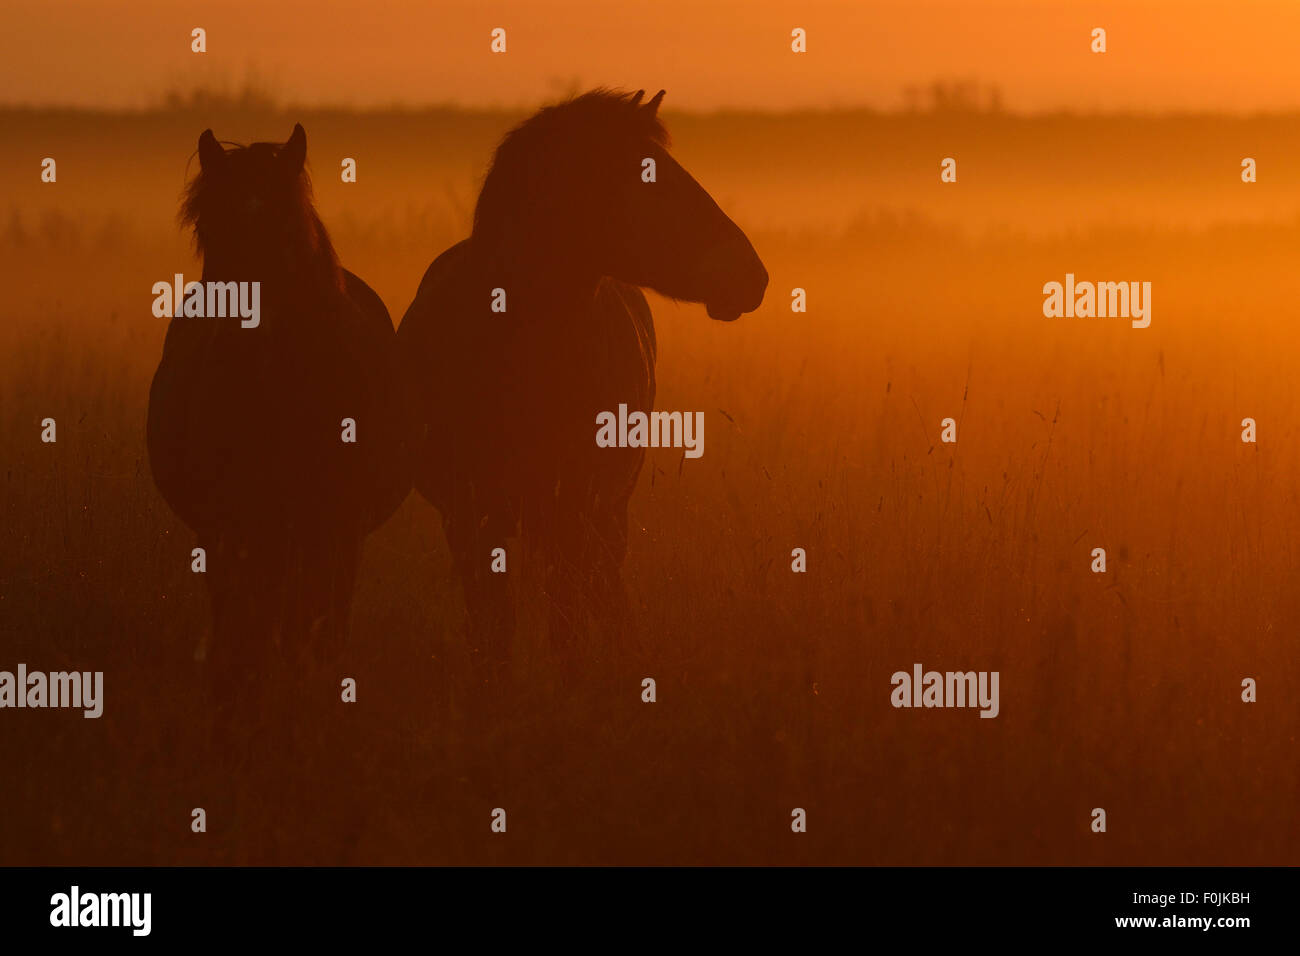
201 531 282 716
294 526 362 671
325 531 362 663
197 531 240 791
543 543 582 657
443 497 515 674
544 492 631 666
277 528 364 855
528 486 592 661
587 489 633 646
197 528 288 845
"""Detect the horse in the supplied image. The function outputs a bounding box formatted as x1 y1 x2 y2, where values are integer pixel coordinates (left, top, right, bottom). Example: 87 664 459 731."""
147 124 414 704
397 89 768 671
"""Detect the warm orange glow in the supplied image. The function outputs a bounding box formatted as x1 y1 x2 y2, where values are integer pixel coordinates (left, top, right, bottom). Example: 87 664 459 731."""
5 0 1300 111
1 0 1296 867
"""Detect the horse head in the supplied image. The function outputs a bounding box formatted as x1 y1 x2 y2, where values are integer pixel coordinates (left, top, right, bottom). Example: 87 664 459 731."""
473 88 768 321
181 124 340 286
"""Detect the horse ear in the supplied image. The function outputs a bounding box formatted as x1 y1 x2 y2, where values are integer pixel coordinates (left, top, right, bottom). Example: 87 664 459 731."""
281 123 307 174
630 89 646 107
645 89 666 117
198 130 224 171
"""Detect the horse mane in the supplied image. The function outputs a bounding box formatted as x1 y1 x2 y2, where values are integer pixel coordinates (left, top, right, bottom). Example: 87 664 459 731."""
180 139 344 292
472 88 670 246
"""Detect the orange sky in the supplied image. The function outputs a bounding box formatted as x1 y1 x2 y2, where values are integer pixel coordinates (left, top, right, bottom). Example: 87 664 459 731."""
3 0 1300 112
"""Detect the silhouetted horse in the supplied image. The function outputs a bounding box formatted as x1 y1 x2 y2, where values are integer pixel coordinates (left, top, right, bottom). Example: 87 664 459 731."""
398 89 767 668
147 124 413 698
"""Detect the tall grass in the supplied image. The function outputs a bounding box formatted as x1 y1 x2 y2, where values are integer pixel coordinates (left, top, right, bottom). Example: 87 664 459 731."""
1 108 1296 863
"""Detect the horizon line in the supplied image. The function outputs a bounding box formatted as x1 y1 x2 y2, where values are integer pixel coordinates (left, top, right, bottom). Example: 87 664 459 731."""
6 99 1300 120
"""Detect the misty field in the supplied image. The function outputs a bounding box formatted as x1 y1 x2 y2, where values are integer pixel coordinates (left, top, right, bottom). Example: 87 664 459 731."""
1 105 1297 864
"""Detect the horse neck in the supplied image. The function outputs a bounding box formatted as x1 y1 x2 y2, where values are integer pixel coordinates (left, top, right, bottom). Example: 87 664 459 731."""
201 238 343 310
469 236 602 318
